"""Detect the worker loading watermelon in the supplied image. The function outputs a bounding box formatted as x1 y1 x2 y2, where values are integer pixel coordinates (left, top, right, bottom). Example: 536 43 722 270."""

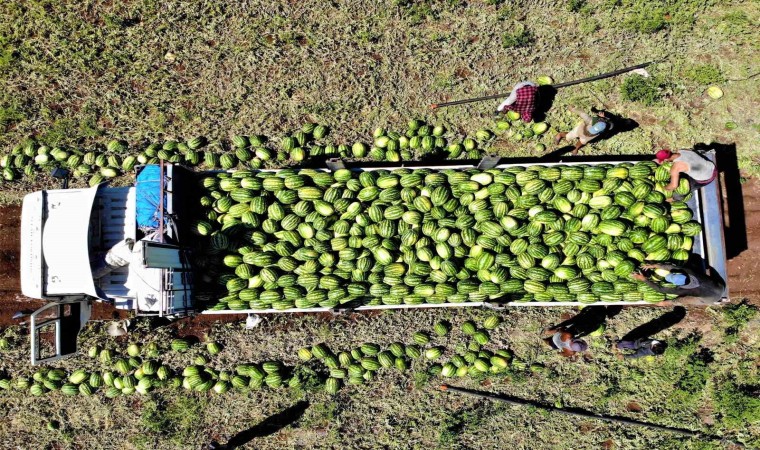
495 81 539 122
654 148 718 202
631 263 726 306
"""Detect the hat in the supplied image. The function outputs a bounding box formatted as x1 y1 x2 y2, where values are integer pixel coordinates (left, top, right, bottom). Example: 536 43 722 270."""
655 149 673 162
665 273 688 286
570 339 588 352
551 332 587 356
589 121 607 135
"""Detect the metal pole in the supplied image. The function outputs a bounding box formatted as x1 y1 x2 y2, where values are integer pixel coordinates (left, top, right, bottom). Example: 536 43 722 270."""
430 61 656 109
438 384 713 439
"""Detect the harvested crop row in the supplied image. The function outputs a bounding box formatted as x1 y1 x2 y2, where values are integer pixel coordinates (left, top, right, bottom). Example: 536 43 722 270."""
0 317 521 397
0 116 550 184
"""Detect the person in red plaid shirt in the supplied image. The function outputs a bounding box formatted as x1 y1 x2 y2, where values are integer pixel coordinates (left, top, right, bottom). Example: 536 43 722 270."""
496 81 538 122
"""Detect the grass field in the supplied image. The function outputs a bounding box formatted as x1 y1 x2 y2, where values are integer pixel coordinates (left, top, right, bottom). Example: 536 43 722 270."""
1 0 759 448
1 304 759 449
0 0 758 178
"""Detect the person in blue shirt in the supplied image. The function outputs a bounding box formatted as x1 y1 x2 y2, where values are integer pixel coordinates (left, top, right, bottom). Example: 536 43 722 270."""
615 338 665 359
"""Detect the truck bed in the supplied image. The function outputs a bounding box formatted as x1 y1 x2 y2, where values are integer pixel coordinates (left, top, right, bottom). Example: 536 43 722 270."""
201 154 728 315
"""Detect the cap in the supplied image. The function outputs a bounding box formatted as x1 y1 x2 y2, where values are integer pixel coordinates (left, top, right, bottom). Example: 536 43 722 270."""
655 149 673 162
570 340 588 352
589 121 607 135
665 273 688 286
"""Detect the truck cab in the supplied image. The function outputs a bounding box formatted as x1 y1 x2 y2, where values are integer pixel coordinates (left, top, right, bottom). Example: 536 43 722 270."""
20 164 195 364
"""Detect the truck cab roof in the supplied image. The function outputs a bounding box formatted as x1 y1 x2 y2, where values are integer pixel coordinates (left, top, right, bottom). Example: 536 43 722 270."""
21 184 133 300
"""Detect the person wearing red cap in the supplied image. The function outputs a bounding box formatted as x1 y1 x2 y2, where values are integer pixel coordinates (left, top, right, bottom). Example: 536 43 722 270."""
496 81 539 122
654 149 717 201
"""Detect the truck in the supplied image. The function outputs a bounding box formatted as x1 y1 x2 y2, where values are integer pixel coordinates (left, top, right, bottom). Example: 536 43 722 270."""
19 154 729 365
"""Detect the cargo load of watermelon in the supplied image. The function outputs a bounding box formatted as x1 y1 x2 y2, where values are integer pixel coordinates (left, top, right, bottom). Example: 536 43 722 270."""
194 160 697 310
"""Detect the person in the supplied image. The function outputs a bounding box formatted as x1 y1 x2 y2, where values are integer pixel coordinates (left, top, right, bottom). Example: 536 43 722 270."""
654 149 717 201
496 81 539 122
554 106 612 155
543 327 588 357
630 263 726 306
615 338 665 359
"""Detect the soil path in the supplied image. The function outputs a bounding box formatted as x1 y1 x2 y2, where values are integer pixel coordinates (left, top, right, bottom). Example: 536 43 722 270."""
0 179 757 329
725 179 760 302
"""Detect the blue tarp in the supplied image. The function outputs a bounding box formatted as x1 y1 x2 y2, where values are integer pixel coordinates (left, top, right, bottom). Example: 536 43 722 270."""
135 165 166 230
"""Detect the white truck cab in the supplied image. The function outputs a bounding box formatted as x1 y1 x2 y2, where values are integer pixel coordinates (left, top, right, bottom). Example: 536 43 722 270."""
20 164 194 364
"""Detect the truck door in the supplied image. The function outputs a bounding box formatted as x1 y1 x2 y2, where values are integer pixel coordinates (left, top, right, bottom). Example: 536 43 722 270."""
29 300 92 365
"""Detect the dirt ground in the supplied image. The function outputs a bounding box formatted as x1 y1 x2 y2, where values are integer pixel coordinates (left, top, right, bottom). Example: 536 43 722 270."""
0 178 757 329
725 179 760 302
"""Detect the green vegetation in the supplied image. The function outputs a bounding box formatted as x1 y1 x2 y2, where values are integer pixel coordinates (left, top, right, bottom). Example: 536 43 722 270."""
722 301 757 341
684 64 725 86
620 75 665 106
713 380 760 430
716 10 754 37
567 0 588 13
0 306 759 448
621 3 668 34
0 0 757 180
502 26 532 48
137 396 206 447
438 404 500 445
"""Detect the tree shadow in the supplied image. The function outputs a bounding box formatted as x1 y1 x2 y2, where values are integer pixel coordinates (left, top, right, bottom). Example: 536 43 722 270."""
209 401 310 449
549 306 621 338
697 142 747 259
620 307 687 342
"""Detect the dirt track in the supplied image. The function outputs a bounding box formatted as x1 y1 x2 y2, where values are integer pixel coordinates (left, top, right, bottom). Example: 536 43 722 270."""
0 179 757 329
725 179 760 301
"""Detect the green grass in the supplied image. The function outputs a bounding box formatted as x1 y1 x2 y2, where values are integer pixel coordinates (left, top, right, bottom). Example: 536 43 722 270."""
620 75 667 106
683 64 725 86
1 306 759 448
0 0 758 191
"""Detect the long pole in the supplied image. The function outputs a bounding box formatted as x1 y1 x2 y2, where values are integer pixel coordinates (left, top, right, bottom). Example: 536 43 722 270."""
430 61 655 109
438 384 737 444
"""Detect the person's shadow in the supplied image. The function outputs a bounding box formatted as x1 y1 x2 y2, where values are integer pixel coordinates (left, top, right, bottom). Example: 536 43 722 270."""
207 401 310 450
620 307 686 342
549 306 622 338
592 109 639 142
533 85 558 123
539 108 639 161
697 142 747 259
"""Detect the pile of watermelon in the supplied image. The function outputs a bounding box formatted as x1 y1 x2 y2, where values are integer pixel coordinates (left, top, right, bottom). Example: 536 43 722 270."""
0 315 553 398
0 115 552 186
0 316 536 397
298 316 529 392
0 338 296 397
193 160 697 311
